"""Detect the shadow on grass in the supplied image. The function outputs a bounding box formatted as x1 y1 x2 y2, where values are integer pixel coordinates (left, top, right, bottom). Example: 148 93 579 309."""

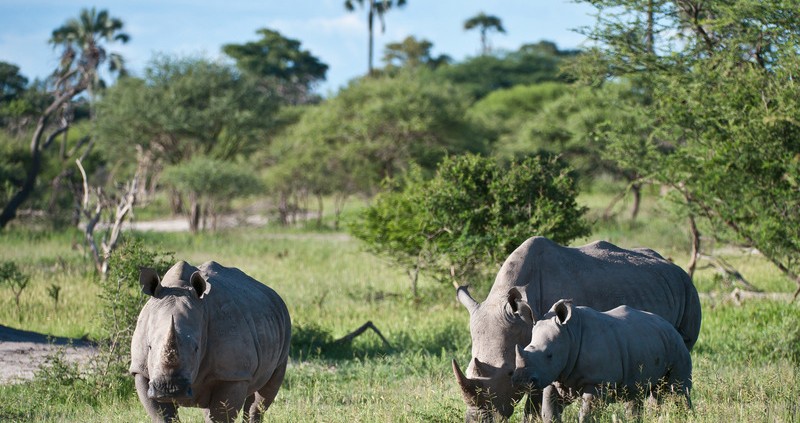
291 319 467 362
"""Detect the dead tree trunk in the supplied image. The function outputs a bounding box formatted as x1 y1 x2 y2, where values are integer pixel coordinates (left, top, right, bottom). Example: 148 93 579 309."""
76 159 139 277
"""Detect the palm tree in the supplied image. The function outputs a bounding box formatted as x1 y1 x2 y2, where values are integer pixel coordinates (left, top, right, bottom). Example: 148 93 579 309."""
344 0 407 75
463 12 506 55
50 7 130 96
0 8 129 229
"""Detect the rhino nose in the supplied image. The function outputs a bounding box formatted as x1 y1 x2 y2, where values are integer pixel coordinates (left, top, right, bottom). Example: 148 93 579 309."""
148 378 192 402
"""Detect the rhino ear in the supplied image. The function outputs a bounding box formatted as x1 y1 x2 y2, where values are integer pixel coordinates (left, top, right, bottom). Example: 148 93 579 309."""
555 300 573 325
507 288 535 325
139 267 160 296
190 271 210 299
472 357 495 377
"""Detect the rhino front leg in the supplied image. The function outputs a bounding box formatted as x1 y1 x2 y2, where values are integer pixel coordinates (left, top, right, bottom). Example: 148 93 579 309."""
204 381 249 423
135 374 179 423
540 384 564 423
578 389 598 423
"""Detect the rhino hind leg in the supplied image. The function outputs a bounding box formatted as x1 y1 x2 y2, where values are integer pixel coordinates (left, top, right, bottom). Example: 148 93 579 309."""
244 359 289 423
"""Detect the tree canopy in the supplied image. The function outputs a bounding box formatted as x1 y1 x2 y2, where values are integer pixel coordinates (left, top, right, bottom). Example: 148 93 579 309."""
574 0 800 295
222 28 328 104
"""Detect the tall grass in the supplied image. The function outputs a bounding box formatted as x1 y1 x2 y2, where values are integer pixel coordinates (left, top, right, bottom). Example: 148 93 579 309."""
0 189 798 422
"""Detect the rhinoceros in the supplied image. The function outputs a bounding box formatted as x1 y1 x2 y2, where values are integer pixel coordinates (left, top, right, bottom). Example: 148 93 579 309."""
130 261 291 423
512 299 693 422
452 236 701 422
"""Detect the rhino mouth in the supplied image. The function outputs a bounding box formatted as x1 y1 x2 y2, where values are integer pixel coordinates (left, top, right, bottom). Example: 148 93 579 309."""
148 378 193 402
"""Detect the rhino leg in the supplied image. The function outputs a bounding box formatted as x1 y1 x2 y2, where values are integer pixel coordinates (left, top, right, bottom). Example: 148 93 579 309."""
250 360 288 422
540 385 565 423
578 390 598 423
135 374 179 423
204 381 248 423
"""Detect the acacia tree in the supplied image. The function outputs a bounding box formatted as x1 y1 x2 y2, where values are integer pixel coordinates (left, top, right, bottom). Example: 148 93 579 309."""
381 36 450 71
344 0 407 75
223 28 328 105
574 0 800 297
463 12 506 55
0 8 128 229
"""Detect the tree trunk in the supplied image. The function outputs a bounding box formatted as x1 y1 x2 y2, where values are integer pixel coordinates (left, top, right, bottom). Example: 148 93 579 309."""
316 193 324 227
686 213 700 278
630 183 641 220
367 2 375 75
189 197 201 234
0 120 68 228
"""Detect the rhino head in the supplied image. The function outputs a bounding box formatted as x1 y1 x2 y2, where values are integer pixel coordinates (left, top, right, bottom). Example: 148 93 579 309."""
512 299 574 391
138 263 210 403
453 286 534 422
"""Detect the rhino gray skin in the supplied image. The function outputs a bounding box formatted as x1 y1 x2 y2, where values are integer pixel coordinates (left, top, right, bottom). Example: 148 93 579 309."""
452 236 701 422
512 299 693 422
130 261 291 423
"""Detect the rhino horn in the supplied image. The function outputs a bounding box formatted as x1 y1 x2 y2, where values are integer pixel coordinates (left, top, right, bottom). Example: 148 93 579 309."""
515 345 526 369
162 316 180 368
456 286 479 314
452 359 479 405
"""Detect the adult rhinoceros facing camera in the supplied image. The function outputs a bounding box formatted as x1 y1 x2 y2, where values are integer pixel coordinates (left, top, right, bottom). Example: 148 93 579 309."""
452 236 701 422
130 261 291 423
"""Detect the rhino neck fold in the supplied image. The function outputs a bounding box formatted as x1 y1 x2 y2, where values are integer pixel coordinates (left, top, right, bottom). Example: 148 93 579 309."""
558 315 582 385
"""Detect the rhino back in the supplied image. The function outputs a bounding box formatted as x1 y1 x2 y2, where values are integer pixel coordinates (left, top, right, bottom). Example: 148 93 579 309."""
196 261 291 387
566 306 691 390
489 237 700 349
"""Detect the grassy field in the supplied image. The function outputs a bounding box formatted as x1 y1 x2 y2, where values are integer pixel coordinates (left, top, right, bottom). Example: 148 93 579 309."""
0 190 798 422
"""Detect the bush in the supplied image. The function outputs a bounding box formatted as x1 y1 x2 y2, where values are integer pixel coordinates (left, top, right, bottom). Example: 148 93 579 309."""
351 154 590 292
94 238 173 392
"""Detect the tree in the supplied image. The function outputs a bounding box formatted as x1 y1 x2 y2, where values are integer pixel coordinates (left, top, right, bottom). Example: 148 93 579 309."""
222 28 328 104
351 154 590 295
266 71 486 228
574 0 800 297
0 8 128 229
344 0 407 75
160 156 262 233
436 41 580 99
381 36 450 71
94 56 279 205
463 12 506 55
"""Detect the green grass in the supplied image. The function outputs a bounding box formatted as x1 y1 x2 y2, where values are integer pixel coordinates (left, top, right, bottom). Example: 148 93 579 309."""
1 189 798 422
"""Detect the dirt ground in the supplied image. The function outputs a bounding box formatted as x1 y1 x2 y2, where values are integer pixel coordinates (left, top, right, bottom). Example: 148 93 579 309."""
0 324 97 385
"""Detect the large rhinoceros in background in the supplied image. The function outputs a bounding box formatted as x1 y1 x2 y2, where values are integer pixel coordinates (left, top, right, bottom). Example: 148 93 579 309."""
130 261 291 423
452 236 701 422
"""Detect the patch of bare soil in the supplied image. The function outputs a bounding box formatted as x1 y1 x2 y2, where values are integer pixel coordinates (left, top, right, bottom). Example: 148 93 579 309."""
0 325 97 385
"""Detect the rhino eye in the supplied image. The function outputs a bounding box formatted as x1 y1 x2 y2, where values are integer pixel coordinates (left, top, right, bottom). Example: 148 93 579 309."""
546 352 553 359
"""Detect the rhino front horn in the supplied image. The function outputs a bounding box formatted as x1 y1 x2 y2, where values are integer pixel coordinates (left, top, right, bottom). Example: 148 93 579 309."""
452 359 479 404
163 316 180 368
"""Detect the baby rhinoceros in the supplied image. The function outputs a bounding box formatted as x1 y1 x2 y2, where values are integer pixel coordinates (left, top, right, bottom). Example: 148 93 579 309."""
513 299 692 423
130 261 291 423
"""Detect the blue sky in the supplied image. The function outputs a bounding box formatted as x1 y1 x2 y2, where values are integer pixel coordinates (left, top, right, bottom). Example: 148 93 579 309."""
0 0 596 95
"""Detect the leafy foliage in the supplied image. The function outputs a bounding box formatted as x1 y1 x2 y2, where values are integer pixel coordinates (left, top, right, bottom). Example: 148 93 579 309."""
352 154 590 290
161 156 262 232
95 238 173 390
265 71 486 226
437 41 580 99
0 260 29 318
223 28 328 104
574 0 800 293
